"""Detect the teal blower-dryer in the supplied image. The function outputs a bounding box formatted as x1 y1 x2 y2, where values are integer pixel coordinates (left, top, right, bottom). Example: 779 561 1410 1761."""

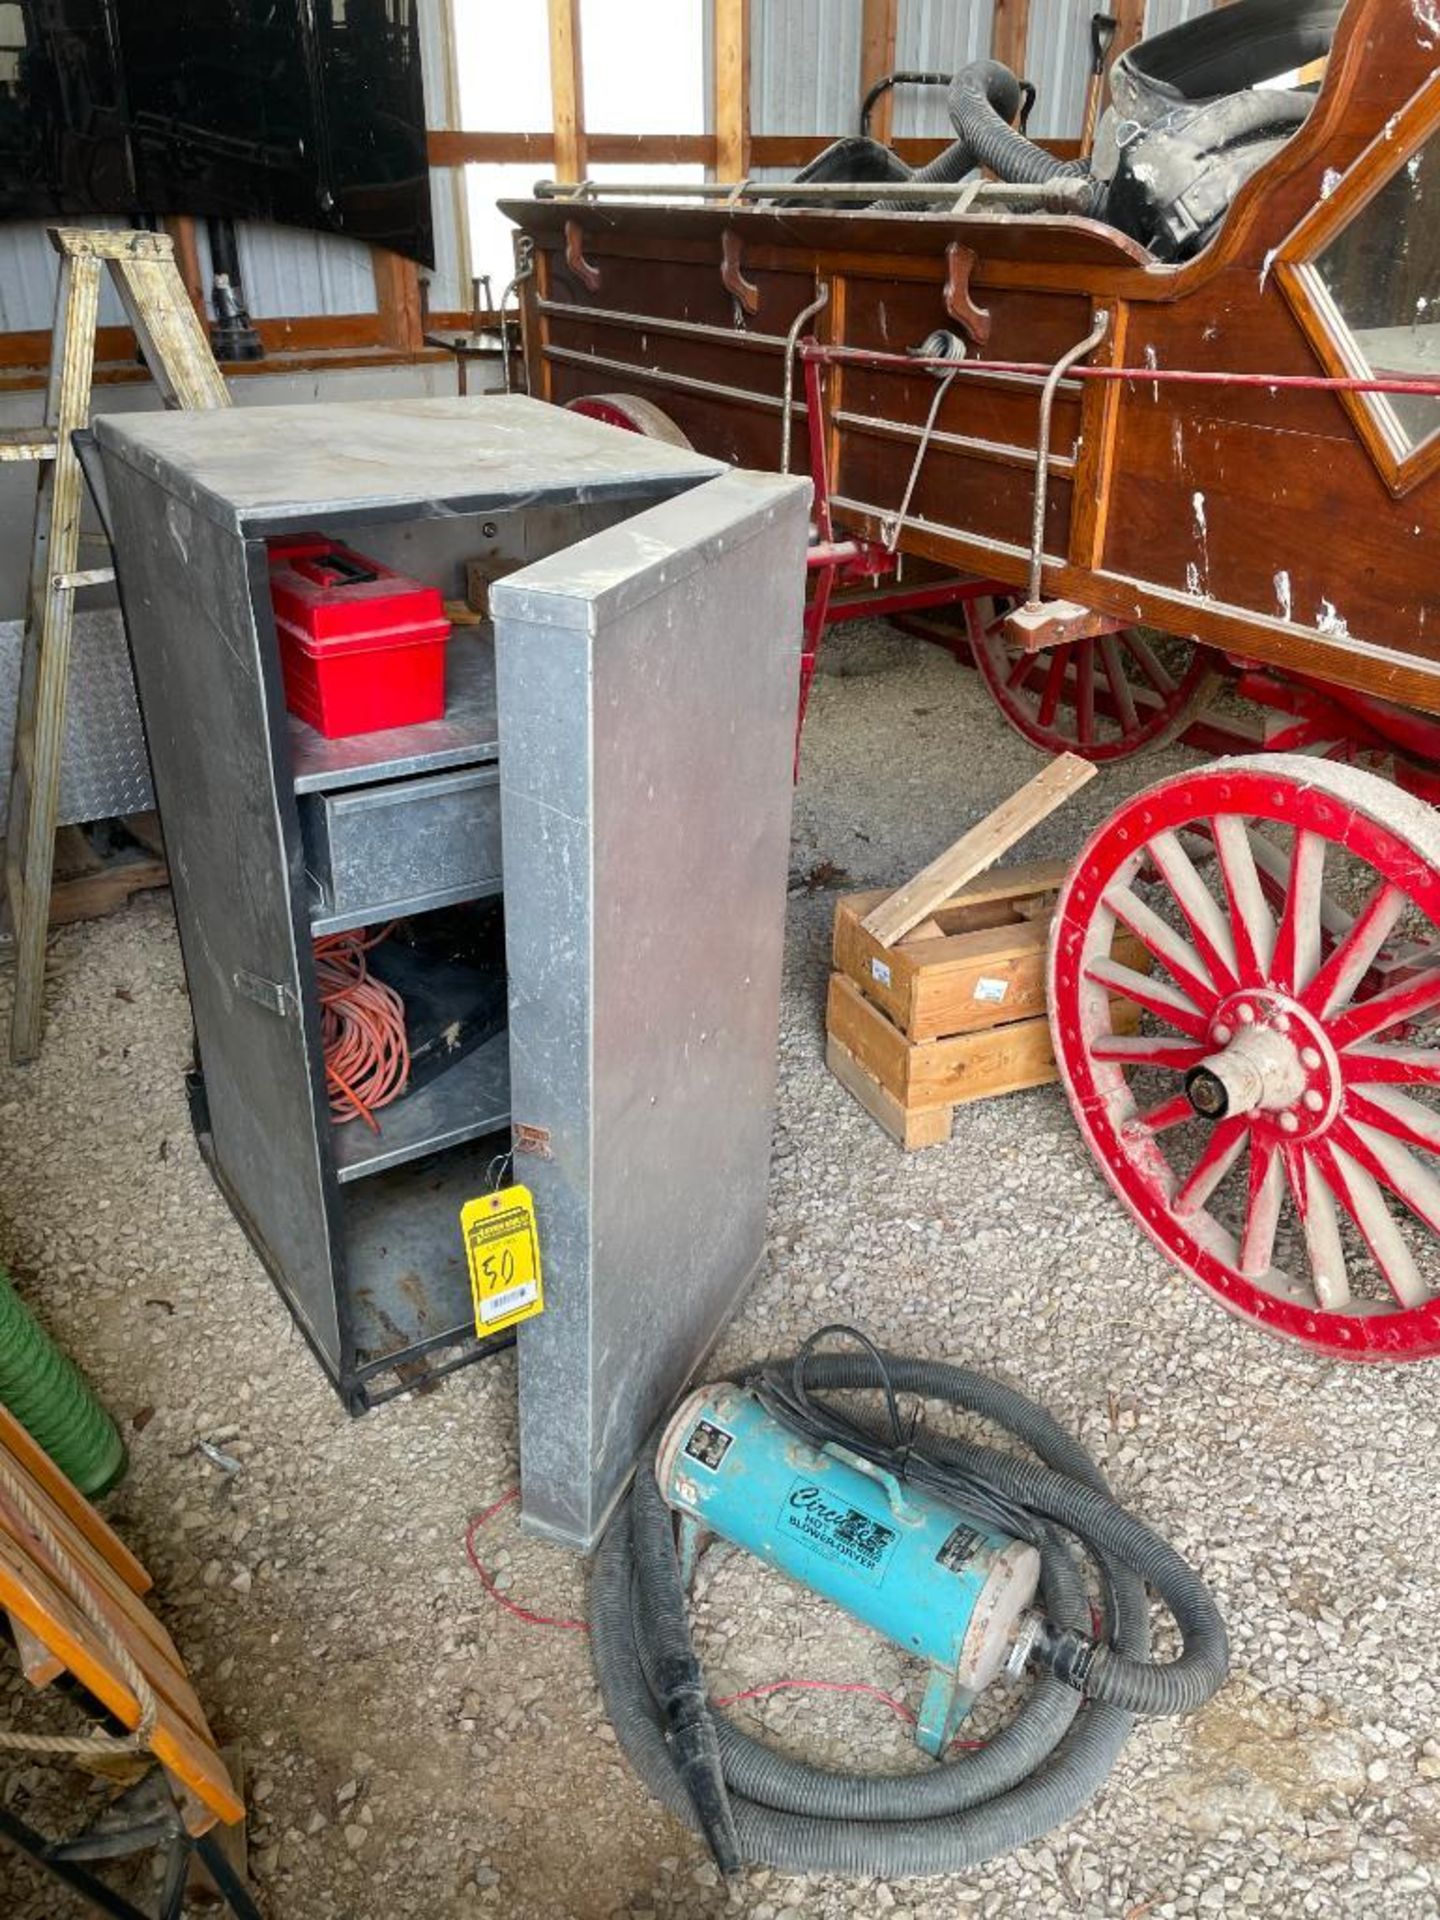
658 1382 1041 1756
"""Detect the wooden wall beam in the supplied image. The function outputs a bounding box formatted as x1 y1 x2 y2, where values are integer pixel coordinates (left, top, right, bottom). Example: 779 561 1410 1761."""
713 0 752 179
1113 0 1147 64
548 0 587 182
372 248 425 352
861 0 901 144
161 217 207 326
991 0 1032 75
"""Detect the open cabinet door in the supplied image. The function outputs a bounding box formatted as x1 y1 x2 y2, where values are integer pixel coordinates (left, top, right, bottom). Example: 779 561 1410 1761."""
494 468 811 1553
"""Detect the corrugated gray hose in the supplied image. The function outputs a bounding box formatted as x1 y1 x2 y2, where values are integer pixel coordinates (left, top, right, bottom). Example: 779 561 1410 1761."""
590 1353 1228 1876
941 60 1106 212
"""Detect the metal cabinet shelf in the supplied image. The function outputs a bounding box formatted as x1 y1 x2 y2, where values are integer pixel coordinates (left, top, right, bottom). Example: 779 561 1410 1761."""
331 1032 511 1184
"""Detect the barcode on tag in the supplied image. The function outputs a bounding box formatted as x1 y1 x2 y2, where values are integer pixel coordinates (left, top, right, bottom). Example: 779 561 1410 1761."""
974 976 1009 1005
479 1281 538 1325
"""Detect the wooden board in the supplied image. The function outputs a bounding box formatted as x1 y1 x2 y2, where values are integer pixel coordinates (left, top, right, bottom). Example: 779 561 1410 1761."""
826 1033 952 1150
861 755 1096 947
0 1411 244 1833
1 818 170 930
836 871 1148 1044
828 971 1064 1110
0 1406 149 1596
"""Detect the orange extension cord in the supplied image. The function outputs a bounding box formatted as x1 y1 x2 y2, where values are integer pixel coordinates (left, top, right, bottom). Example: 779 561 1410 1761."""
314 925 410 1131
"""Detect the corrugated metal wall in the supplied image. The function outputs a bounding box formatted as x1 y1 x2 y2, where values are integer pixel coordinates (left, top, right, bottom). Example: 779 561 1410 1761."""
1016 0 1094 140
751 0 865 136
1145 0 1216 37
892 0 994 139
752 0 1223 145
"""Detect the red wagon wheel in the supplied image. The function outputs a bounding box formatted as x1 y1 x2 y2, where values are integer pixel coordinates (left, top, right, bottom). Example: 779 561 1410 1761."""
966 597 1221 763
1050 755 1440 1359
564 393 694 448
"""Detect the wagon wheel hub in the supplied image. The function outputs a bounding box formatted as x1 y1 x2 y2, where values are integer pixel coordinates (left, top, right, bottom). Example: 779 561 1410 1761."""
1185 992 1339 1142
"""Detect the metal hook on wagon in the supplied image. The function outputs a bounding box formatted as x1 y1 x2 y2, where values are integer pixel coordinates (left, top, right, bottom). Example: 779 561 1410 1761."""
1024 309 1112 605
780 283 830 476
498 237 536 396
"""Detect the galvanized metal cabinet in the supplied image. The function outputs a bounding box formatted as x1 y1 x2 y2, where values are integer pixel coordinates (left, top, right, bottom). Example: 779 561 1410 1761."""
94 396 807 1467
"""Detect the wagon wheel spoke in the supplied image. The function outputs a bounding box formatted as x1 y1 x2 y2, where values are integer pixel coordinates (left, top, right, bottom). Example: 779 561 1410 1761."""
1174 1117 1248 1218
1344 1043 1440 1087
1049 754 1440 1360
1084 957 1210 1041
1075 639 1097 750
1337 1117 1440 1240
1148 830 1240 994
1239 1135 1285 1278
1244 827 1355 945
1212 817 1276 984
1089 1033 1210 1070
1270 829 1327 994
1128 1093 1197 1137
1101 886 1219 1013
1329 967 1440 1051
1345 1085 1440 1157
1036 650 1068 730
1100 632 1139 734
1284 1145 1351 1310
1122 631 1177 696
1006 651 1039 694
1301 880 1408 1019
1317 1138 1429 1308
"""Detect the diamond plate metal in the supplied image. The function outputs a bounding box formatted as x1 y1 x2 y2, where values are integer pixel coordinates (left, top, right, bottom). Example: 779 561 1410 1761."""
0 609 154 834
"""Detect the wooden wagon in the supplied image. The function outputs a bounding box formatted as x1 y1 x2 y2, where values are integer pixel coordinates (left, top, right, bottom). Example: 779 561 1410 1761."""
503 0 1440 1362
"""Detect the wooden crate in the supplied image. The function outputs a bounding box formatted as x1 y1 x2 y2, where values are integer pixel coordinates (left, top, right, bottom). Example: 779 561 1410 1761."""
827 858 1143 1149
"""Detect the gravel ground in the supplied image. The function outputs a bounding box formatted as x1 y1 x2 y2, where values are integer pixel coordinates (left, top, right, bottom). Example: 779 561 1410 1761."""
2 625 1438 1919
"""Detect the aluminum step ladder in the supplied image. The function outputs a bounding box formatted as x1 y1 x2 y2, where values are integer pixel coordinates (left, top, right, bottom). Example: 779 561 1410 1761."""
2 228 230 1063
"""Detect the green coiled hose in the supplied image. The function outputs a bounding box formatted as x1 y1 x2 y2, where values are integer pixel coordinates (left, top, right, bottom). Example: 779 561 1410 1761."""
0 1265 126 1496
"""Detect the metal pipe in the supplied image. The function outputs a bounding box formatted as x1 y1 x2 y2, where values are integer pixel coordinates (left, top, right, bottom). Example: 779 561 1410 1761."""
781 285 830 475
538 297 791 354
534 177 1093 209
807 338 1440 400
1026 311 1112 606
543 343 804 418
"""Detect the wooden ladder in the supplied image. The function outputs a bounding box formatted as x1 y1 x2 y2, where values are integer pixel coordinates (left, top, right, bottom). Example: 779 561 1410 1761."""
2 228 230 1064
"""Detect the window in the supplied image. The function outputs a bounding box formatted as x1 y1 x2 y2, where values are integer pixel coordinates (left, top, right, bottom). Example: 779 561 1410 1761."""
467 163 548 297
1276 72 1440 497
454 0 552 134
580 0 706 136
1310 133 1440 459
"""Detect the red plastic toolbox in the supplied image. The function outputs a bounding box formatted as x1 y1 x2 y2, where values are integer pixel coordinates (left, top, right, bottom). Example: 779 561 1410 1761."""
267 536 450 739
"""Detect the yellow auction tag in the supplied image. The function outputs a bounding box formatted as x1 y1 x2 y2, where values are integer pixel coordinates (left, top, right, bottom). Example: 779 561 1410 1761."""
461 1184 544 1336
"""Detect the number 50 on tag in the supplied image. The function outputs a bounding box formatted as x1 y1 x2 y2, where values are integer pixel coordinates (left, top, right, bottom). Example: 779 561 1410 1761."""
461 1185 544 1336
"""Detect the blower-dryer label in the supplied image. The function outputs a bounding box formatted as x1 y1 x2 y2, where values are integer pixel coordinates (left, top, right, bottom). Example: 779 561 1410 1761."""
779 1479 899 1585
